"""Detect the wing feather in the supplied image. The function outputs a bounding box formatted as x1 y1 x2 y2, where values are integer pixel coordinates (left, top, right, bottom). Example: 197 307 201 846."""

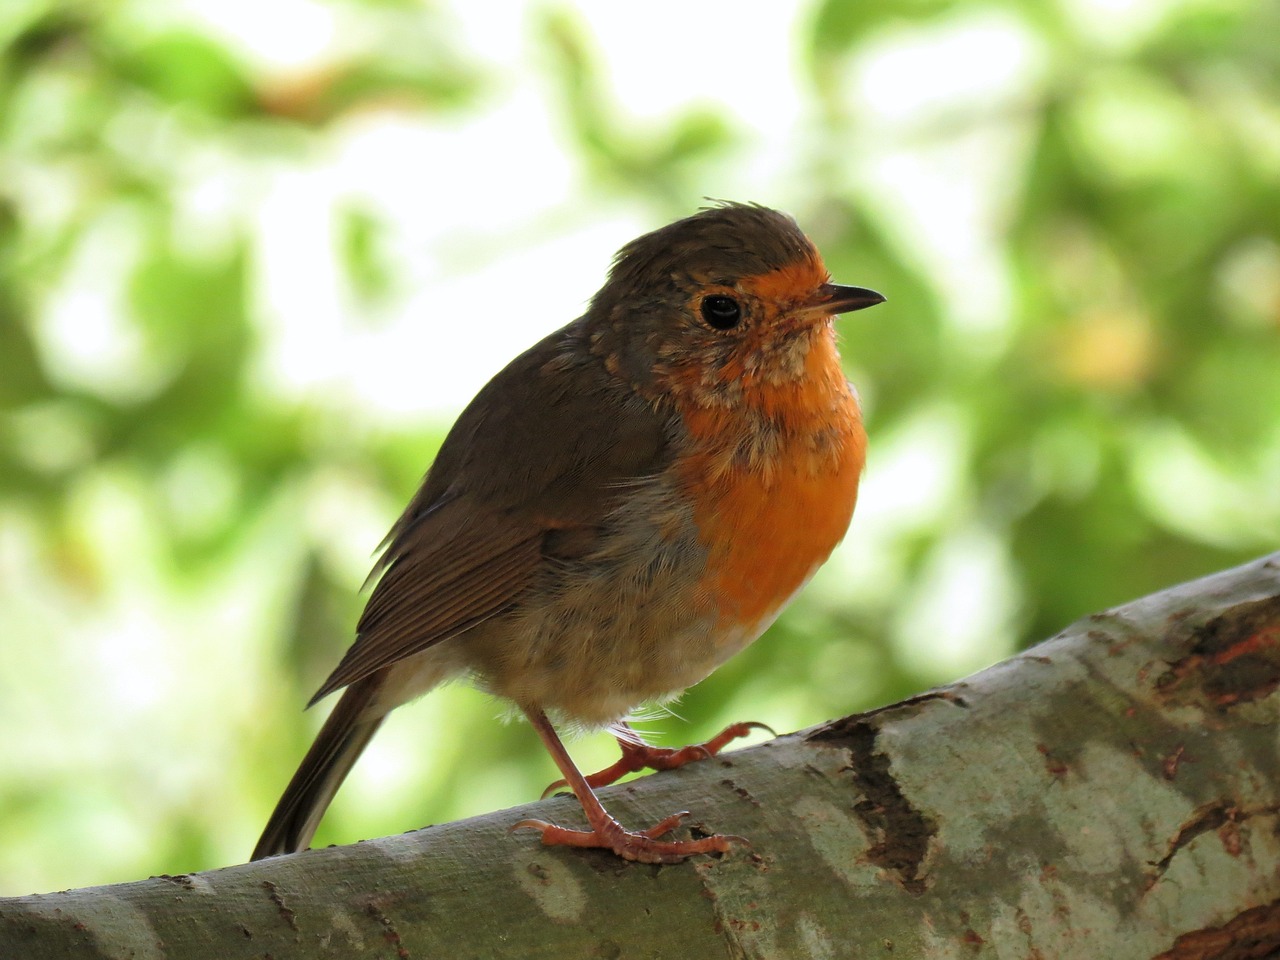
309 504 543 704
306 320 674 708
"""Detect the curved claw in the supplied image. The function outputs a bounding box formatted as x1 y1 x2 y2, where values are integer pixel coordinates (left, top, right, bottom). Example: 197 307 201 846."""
540 778 569 800
539 720 776 798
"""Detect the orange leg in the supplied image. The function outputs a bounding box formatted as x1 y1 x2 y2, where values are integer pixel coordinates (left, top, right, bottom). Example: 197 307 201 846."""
541 720 774 799
512 708 746 864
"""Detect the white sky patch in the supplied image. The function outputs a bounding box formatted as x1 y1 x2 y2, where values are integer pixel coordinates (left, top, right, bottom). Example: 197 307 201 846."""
575 3 806 131
1059 0 1179 52
36 207 174 404
842 10 1047 356
243 73 657 417
1131 423 1280 548
249 131 647 417
328 92 578 239
812 404 971 607
570 2 816 202
852 11 1045 124
163 0 341 74
894 524 1020 681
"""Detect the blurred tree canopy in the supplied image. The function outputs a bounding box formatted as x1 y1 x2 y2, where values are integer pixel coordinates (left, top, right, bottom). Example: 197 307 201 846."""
1 0 1277 895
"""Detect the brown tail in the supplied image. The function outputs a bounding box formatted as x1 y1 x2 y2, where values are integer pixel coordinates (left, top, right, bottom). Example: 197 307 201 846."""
252 675 385 861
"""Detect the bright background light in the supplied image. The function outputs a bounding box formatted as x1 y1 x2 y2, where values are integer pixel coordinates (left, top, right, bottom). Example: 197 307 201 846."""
1 0 1276 894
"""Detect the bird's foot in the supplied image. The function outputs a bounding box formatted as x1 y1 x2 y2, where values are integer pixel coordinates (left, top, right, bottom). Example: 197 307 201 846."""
512 811 745 864
541 721 774 798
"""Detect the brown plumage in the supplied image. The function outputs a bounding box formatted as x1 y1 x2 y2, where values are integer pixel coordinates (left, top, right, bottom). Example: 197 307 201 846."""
252 202 883 863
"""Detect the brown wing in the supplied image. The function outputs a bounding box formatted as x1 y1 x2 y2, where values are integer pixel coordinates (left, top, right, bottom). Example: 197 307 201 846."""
309 319 672 705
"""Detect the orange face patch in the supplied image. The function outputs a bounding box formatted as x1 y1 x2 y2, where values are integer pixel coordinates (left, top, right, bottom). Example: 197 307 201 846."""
736 252 830 310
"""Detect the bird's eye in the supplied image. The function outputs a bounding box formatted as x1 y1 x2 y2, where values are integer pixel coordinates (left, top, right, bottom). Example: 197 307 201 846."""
700 295 742 330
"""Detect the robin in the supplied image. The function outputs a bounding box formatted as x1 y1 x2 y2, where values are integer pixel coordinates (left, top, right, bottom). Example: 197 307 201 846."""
252 202 884 864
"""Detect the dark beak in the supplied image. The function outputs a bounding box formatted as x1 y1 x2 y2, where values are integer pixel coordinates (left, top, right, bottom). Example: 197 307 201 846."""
809 283 886 315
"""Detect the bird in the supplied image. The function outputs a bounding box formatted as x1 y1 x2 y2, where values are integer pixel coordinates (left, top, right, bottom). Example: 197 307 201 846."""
251 202 884 864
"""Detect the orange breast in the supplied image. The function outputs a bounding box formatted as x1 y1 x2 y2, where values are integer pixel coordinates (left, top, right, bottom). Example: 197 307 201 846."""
676 330 866 635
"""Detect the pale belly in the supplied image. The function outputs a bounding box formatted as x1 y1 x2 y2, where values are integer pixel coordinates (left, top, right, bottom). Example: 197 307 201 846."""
450 478 716 725
375 521 823 728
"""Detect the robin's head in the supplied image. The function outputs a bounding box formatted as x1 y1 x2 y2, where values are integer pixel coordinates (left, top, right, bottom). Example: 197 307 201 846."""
585 202 883 406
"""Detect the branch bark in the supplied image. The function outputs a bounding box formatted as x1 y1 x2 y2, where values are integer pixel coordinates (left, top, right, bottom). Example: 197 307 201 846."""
4 554 1279 959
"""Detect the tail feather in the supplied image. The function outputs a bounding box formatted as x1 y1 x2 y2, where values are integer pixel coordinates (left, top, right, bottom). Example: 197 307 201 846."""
252 675 384 861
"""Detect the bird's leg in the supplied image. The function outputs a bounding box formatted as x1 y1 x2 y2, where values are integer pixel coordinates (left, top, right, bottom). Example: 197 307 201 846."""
512 707 745 864
541 720 774 798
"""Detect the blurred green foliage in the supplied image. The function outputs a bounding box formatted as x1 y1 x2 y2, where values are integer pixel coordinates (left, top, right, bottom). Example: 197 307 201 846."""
1 0 1277 895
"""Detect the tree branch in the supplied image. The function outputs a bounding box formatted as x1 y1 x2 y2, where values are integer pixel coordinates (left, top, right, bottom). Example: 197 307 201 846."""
4 554 1279 959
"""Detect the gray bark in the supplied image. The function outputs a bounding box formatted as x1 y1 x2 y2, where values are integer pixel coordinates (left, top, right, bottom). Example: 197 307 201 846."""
3 553 1279 959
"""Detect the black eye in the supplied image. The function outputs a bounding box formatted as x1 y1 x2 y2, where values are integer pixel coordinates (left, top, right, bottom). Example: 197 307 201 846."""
700 295 742 330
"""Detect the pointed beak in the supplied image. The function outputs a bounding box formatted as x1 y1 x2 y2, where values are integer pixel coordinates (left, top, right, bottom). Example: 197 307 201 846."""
803 283 886 317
